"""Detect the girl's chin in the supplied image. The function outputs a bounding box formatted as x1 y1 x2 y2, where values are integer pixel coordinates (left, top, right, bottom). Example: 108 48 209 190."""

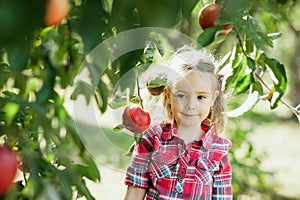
178 119 202 127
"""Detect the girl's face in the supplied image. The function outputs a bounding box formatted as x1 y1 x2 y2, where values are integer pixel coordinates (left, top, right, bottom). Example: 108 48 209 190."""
166 70 218 128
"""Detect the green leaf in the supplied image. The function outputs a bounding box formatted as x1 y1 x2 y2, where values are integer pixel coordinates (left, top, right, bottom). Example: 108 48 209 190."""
113 124 125 132
258 53 287 109
246 57 256 71
108 88 130 109
0 63 11 90
134 0 181 27
96 81 109 113
226 91 260 118
232 43 243 68
224 56 247 93
233 73 254 95
147 77 168 88
197 26 223 47
134 135 142 144
252 81 264 95
256 31 273 48
5 102 19 123
78 153 101 182
148 31 169 57
143 43 156 63
244 15 273 48
74 178 95 200
130 96 140 104
74 0 108 53
218 51 232 72
108 96 128 109
267 32 282 40
57 170 73 200
245 40 254 55
7 37 31 72
182 0 199 16
71 81 93 104
74 164 99 182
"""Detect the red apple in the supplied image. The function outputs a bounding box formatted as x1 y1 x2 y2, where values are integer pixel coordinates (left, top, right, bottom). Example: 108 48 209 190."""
198 3 233 34
122 105 151 134
0 146 18 195
45 0 70 27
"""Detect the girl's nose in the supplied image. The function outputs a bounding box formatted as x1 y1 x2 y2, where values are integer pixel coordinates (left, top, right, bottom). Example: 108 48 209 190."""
186 97 197 110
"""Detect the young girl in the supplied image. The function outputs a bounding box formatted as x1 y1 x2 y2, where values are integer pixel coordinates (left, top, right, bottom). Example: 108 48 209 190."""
124 46 232 200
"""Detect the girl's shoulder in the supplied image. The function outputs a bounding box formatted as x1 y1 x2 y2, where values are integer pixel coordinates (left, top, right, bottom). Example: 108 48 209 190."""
210 133 232 152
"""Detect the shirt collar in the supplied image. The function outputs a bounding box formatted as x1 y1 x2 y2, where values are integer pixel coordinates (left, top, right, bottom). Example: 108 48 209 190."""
159 119 214 149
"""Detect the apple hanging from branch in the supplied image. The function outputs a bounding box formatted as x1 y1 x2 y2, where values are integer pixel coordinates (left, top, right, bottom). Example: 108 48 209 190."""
0 146 19 196
198 3 233 35
122 104 151 134
45 0 70 27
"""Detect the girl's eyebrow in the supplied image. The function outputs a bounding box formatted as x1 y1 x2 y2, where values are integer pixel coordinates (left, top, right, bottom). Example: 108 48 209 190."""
196 91 210 94
173 89 210 94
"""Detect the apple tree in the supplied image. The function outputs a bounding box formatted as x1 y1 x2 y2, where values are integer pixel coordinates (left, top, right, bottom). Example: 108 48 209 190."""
0 0 299 199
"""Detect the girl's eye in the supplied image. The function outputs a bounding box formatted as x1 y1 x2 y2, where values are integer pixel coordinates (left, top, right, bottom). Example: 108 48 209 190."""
197 95 206 100
176 94 187 99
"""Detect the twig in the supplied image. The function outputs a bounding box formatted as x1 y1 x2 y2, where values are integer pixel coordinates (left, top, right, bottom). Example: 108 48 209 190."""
136 77 144 109
235 27 300 118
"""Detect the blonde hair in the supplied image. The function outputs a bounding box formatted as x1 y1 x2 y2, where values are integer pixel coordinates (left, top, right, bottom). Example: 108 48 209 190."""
147 46 225 135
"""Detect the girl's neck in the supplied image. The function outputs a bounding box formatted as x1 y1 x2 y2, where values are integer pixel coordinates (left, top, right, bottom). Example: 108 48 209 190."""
177 125 205 145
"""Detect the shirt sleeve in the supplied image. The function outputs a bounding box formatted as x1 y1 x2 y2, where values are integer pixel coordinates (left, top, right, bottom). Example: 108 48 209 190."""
212 139 232 200
124 128 156 188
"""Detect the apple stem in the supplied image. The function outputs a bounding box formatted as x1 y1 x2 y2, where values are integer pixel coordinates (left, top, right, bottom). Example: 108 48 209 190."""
136 77 144 109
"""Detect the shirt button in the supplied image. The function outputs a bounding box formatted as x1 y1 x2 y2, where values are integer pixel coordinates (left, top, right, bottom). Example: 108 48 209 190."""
177 175 183 182
182 164 186 169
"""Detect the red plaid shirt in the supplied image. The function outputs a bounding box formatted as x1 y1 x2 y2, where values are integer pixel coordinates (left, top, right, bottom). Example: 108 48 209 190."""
125 122 232 200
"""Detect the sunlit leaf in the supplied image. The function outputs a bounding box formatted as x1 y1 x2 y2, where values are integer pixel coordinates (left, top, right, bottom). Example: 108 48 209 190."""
5 102 19 123
232 44 243 68
113 124 125 132
108 88 130 109
258 53 287 109
148 32 169 57
217 51 232 72
130 96 140 104
226 91 259 118
252 81 264 95
233 73 254 95
224 56 247 93
143 42 156 63
243 15 274 48
96 81 109 113
197 26 223 47
71 81 93 104
147 77 168 88
267 32 282 40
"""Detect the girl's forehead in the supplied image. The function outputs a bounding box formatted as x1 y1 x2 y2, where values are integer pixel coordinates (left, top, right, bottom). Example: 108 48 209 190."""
171 71 214 92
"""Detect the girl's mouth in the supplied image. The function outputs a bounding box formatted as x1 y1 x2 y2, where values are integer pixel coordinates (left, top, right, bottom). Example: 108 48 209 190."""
182 113 199 117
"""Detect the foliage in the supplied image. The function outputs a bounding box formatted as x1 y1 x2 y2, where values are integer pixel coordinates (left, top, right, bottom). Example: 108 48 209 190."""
0 0 299 199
